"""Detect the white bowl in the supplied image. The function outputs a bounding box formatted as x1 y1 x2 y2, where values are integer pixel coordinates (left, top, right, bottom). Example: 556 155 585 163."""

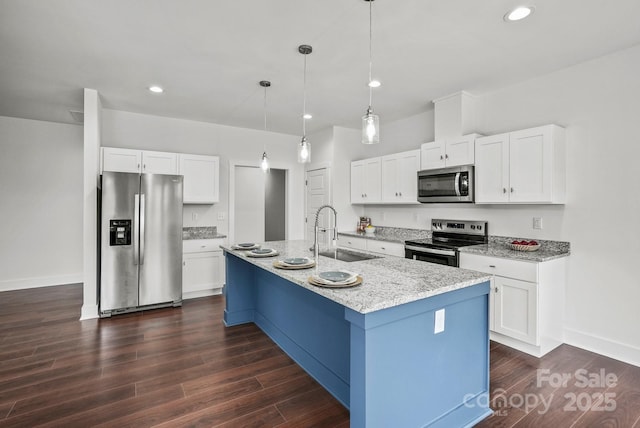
364 227 376 235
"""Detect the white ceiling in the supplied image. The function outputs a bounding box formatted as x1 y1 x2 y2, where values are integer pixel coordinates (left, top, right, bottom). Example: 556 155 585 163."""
1 0 640 135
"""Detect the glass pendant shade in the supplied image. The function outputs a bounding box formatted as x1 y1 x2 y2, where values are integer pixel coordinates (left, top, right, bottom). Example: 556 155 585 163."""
362 107 380 144
297 137 311 163
260 151 270 172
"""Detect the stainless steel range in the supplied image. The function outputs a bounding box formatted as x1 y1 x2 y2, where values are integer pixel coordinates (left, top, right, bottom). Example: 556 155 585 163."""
405 219 488 267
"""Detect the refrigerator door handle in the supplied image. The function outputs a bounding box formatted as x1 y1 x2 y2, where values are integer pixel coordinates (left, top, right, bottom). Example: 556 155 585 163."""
140 194 146 265
133 194 139 265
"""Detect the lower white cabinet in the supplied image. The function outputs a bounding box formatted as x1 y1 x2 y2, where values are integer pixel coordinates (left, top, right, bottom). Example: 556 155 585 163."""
182 239 225 299
459 252 566 357
339 236 405 257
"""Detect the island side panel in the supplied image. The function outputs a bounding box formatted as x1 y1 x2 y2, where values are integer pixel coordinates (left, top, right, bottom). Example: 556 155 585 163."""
346 281 491 428
223 252 257 326
223 252 351 407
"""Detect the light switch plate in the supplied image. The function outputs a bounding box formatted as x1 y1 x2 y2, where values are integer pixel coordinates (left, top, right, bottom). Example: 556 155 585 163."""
533 217 543 230
434 308 445 334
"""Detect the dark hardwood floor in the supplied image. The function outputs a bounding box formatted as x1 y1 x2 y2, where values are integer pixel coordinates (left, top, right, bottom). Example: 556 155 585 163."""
1 284 638 427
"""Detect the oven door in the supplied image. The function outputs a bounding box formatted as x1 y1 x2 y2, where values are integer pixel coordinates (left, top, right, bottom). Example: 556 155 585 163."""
417 165 473 203
405 245 458 267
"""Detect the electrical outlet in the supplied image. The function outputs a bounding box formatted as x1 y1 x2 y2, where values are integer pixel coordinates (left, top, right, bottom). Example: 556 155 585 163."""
217 212 225 221
533 217 543 230
434 309 445 334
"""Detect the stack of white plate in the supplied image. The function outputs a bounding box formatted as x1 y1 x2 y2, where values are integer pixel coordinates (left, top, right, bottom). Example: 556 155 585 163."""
246 248 279 258
273 257 315 269
232 242 259 250
309 271 361 288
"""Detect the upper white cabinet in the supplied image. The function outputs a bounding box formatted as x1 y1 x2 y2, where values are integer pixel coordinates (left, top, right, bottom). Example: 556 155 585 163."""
101 147 178 175
350 158 381 204
381 149 420 203
475 124 566 204
178 154 220 204
420 134 480 170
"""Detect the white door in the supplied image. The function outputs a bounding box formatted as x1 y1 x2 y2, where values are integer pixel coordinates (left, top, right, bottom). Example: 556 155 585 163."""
420 141 445 170
380 155 398 202
141 150 178 174
306 168 331 246
234 166 265 243
101 147 141 173
350 161 364 203
397 150 420 202
509 126 553 203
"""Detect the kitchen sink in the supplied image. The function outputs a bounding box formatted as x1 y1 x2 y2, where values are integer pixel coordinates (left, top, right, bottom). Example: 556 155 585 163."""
317 248 382 262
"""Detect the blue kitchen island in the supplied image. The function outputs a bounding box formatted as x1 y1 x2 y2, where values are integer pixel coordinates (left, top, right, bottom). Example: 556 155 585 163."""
222 241 492 428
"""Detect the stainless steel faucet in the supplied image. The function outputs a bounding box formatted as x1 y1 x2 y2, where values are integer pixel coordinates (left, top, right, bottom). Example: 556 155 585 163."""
310 205 338 264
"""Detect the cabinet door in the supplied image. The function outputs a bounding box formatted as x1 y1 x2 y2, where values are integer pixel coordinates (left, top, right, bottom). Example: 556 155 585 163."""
102 147 141 173
420 141 445 170
380 155 398 202
350 161 365 204
474 133 510 203
363 158 381 203
366 239 404 257
494 276 538 345
182 251 224 296
445 135 476 167
178 154 219 204
509 126 553 203
142 151 178 174
396 150 420 203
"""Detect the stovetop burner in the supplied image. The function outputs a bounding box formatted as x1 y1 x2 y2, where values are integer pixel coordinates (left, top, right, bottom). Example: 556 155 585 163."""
405 219 488 250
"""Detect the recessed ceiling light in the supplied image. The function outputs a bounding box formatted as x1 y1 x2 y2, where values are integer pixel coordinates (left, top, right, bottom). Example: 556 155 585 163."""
504 6 535 22
148 85 164 93
368 80 381 88
303 113 312 120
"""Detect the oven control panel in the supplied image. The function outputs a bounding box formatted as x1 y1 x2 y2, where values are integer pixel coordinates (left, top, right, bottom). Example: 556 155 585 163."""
431 219 487 235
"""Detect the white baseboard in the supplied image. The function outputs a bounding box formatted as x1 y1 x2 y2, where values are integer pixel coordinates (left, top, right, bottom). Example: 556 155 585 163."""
564 327 640 368
182 288 223 300
80 304 99 320
0 273 83 292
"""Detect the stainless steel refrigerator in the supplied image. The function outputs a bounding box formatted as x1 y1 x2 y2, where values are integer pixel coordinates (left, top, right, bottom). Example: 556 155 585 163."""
99 172 183 317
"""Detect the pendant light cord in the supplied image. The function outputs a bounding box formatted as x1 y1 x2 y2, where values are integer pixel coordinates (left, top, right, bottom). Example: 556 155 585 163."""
368 0 373 108
263 85 267 152
302 52 307 137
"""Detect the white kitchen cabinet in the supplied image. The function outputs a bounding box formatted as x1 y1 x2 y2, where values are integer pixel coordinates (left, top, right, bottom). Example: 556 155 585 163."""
381 149 420 203
475 125 566 204
350 158 381 204
420 134 480 170
178 154 220 204
182 239 225 299
101 147 178 174
459 252 566 357
339 235 404 257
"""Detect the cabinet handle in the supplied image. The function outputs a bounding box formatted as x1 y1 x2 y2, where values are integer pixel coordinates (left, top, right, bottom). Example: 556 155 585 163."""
489 265 496 268
399 192 402 196
143 164 146 170
381 247 386 250
183 261 186 266
495 287 499 293
503 188 506 194
201 245 206 248
510 187 514 193
445 154 449 159
395 192 398 196
440 155 444 160
137 163 141 170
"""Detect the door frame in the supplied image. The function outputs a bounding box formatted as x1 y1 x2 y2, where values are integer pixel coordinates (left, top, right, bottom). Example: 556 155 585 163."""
304 161 332 241
229 159 290 244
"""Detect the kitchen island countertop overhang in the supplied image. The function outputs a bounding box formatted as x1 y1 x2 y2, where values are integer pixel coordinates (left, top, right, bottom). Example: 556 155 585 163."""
221 240 493 428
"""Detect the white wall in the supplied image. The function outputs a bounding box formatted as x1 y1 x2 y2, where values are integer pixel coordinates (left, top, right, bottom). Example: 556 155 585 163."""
101 109 305 239
0 116 83 291
354 44 640 365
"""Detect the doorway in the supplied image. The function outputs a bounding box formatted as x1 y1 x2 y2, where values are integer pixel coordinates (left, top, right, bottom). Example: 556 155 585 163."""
233 166 286 243
305 167 331 246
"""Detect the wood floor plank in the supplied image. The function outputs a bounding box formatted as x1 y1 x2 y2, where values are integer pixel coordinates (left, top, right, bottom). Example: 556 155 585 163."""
213 405 285 428
0 402 15 420
273 400 351 428
255 364 308 389
275 385 332 421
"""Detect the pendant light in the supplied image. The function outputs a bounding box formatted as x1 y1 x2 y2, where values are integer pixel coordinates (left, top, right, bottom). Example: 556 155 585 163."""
362 0 380 144
297 44 312 163
259 80 271 173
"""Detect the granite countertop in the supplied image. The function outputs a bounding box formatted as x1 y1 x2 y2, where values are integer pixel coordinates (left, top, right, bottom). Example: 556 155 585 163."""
183 226 227 240
221 240 491 314
459 236 570 262
338 226 431 244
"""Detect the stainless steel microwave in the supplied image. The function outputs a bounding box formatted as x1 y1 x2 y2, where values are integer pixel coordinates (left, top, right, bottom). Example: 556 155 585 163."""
417 165 474 203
